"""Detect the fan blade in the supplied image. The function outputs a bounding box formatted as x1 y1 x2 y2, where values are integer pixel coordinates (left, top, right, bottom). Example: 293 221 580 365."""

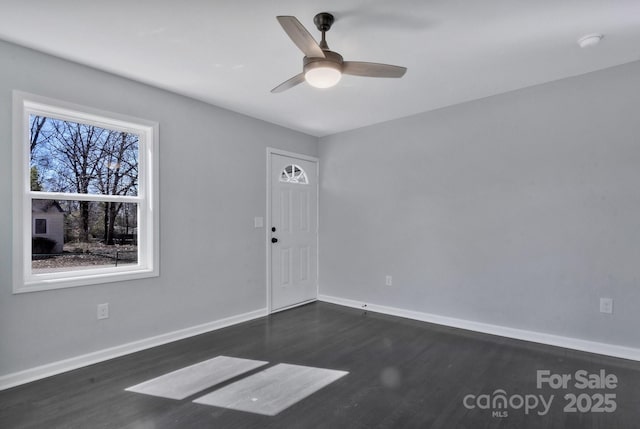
271 73 306 93
277 16 326 58
342 62 407 78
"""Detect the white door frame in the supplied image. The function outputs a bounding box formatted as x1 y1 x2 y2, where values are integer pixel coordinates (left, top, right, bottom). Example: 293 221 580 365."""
266 147 319 314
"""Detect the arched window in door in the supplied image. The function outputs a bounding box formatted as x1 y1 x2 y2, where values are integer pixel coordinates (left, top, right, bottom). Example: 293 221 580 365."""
280 164 308 184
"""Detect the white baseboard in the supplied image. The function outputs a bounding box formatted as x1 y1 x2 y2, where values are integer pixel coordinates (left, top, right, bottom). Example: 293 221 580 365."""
318 294 640 362
0 307 268 391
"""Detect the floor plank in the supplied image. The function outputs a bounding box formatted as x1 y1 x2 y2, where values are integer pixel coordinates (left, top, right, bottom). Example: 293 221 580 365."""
1 302 639 428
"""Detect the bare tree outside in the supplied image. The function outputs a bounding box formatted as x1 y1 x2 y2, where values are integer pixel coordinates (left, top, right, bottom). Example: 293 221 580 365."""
96 131 139 245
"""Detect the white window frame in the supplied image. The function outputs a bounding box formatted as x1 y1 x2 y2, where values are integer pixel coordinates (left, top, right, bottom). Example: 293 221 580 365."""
12 91 159 293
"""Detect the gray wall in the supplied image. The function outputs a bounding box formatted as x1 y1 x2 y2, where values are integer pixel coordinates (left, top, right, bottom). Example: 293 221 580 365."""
0 40 317 377
319 61 640 349
3 36 640 379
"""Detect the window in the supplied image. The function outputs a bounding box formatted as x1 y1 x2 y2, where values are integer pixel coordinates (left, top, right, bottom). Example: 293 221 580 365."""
13 91 158 293
34 219 47 234
280 164 308 184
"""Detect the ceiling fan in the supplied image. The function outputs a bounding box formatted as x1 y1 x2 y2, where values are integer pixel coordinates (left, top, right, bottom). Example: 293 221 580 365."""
272 12 407 93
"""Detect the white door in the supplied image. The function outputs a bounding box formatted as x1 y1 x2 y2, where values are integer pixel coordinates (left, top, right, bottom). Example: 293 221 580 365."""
269 152 318 312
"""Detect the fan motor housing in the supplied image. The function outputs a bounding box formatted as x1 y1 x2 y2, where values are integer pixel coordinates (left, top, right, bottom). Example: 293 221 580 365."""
303 50 344 74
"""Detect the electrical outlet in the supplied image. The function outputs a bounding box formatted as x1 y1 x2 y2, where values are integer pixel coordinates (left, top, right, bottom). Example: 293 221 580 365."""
385 275 393 286
599 298 613 314
97 303 109 320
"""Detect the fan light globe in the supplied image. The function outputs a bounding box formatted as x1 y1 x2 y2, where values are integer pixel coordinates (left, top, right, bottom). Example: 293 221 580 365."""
305 66 342 88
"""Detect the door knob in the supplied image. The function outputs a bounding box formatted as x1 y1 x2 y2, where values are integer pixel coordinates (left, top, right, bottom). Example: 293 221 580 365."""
271 237 278 243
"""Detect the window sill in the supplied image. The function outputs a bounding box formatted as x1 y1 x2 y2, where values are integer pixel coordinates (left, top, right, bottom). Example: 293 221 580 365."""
14 266 159 294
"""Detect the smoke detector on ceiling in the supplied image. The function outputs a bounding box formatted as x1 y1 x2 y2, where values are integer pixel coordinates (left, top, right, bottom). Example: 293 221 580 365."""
578 33 603 48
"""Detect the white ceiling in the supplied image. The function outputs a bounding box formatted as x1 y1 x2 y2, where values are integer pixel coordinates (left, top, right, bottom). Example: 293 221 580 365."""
1 0 639 137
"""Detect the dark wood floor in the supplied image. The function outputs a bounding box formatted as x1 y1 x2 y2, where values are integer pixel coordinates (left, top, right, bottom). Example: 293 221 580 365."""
1 302 639 428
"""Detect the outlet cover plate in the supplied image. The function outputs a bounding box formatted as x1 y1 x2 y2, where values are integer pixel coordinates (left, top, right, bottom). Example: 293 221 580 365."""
97 303 109 319
599 298 613 314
